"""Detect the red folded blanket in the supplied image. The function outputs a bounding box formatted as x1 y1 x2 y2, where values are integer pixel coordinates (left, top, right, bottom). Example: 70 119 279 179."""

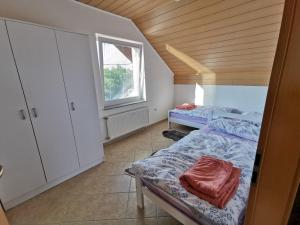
176 103 197 110
180 156 234 198
179 156 241 209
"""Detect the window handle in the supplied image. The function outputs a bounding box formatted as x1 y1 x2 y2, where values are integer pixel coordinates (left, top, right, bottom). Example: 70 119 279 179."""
31 107 38 118
19 109 26 120
70 102 75 111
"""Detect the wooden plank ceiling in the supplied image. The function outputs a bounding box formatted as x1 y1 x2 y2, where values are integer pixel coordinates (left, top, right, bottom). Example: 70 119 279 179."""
79 0 284 85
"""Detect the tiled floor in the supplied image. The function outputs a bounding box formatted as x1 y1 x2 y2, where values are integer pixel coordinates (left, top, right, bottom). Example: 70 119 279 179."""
7 120 185 225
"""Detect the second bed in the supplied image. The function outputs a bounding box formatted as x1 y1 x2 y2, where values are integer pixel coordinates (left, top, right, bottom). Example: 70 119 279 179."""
168 106 243 129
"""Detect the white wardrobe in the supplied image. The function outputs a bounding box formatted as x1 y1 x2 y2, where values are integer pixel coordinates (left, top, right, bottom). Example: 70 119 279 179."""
0 19 103 209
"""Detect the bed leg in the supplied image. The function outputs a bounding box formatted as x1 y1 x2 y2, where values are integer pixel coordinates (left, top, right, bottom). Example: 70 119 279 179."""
135 177 144 209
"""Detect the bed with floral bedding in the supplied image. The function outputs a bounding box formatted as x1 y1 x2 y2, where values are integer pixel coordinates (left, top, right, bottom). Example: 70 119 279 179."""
168 106 243 129
126 118 260 225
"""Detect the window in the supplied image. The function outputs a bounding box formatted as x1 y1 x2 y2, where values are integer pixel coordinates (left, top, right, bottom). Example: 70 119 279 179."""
97 35 145 109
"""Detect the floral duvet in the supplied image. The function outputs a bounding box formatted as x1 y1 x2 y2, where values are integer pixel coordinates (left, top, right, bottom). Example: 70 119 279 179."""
170 106 242 119
127 128 257 225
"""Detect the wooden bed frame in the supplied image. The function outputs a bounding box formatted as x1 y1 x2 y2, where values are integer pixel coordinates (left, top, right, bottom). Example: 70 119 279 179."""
135 111 262 225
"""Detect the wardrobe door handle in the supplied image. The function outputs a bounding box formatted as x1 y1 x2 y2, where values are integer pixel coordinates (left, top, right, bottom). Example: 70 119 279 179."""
19 109 26 120
31 108 38 118
70 102 75 111
0 165 3 178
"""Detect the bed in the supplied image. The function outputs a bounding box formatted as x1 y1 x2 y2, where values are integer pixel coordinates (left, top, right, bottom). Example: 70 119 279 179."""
126 112 262 225
168 106 243 129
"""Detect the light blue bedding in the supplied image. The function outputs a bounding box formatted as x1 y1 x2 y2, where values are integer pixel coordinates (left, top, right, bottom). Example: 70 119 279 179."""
128 127 257 225
170 106 243 119
209 118 261 142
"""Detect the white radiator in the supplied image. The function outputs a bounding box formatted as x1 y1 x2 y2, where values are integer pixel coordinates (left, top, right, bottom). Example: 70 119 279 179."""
104 107 149 140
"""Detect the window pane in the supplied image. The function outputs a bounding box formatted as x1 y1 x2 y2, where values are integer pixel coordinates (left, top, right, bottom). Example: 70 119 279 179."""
102 42 140 101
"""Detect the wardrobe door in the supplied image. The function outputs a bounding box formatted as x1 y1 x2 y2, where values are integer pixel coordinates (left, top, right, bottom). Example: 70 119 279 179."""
6 21 79 182
0 20 46 204
55 31 103 166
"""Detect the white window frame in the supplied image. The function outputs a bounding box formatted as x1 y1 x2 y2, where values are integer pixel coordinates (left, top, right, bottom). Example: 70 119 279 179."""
97 34 146 110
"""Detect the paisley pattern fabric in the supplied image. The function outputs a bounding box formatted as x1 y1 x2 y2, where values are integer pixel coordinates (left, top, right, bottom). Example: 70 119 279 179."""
127 128 257 225
170 106 243 119
208 118 261 142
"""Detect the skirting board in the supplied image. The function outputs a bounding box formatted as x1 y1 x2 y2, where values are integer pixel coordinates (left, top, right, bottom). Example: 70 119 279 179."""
3 158 103 210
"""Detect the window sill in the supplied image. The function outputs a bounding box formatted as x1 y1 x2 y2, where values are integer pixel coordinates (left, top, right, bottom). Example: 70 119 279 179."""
103 100 147 110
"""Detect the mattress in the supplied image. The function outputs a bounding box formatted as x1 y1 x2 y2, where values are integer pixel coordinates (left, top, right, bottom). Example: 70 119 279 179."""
169 111 208 124
127 127 257 225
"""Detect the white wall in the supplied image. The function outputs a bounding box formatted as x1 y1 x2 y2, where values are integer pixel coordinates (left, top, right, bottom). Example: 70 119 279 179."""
175 84 268 112
0 0 174 140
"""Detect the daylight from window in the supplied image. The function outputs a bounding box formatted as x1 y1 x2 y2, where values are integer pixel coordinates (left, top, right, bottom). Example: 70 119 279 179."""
102 42 141 102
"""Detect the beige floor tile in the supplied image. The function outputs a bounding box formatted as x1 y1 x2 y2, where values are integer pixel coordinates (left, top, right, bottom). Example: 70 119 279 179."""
152 133 173 142
157 217 182 225
60 220 124 225
108 131 152 152
62 175 131 194
104 141 135 152
152 140 174 152
150 133 167 143
54 193 128 222
125 193 157 219
118 138 152 152
7 192 59 225
8 193 129 224
105 131 152 153
133 144 153 152
134 150 153 161
104 149 135 162
82 161 132 176
122 218 157 225
61 218 157 225
86 175 131 194
150 120 168 131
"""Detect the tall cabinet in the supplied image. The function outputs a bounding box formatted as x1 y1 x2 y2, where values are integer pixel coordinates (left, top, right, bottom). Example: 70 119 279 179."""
6 21 80 182
0 19 103 209
55 31 102 167
0 19 47 206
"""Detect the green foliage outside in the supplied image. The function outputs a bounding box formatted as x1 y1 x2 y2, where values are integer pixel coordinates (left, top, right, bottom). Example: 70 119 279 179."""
104 65 134 100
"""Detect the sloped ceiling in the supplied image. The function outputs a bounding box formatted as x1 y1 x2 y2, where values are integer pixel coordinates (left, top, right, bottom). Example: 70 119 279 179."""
79 0 284 85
